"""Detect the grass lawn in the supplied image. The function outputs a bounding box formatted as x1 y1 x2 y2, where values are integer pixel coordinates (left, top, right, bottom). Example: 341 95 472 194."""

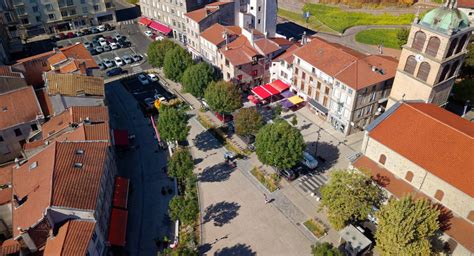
303 219 327 238
303 3 416 33
277 8 338 35
355 28 402 49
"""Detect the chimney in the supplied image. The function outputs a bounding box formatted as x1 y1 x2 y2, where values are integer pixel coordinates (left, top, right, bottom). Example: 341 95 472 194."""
53 47 60 53
301 31 307 46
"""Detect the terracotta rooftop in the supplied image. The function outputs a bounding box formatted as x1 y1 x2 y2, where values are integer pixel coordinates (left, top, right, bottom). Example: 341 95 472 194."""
45 73 104 97
457 0 473 8
0 239 21 255
274 43 301 63
184 1 232 23
12 141 109 237
0 188 11 205
0 86 43 129
368 102 474 197
200 24 241 46
44 220 95 255
57 59 88 74
220 36 260 66
0 66 23 78
293 37 397 90
47 44 97 70
353 155 474 253
0 164 12 185
254 38 282 55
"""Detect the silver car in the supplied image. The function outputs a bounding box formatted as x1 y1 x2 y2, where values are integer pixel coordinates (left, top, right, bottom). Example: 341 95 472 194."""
122 55 133 64
103 59 115 68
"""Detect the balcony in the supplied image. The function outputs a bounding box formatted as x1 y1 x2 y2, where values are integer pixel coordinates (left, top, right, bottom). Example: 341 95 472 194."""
12 0 23 6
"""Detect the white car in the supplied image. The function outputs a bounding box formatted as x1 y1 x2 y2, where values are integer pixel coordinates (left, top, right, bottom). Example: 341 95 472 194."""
138 74 149 85
110 42 119 50
114 57 124 66
97 25 106 32
144 30 153 37
99 38 108 46
147 73 158 82
155 35 164 41
103 58 115 68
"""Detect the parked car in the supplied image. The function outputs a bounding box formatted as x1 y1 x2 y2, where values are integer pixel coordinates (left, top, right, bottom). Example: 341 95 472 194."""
92 41 101 48
106 67 126 77
104 23 114 31
98 62 106 70
214 112 233 123
50 35 58 41
277 168 298 181
201 99 210 110
131 54 142 62
97 25 106 32
114 57 124 66
122 55 133 64
83 42 92 49
89 49 98 55
154 93 166 102
155 35 164 41
57 33 66 40
144 98 156 109
103 45 111 52
147 73 158 82
99 38 108 46
103 59 115 68
118 41 131 48
93 34 103 40
301 152 318 170
109 42 119 50
224 151 237 161
81 28 91 35
66 32 75 38
138 74 149 85
95 46 104 53
104 36 114 43
74 31 83 37
91 27 99 33
144 30 153 37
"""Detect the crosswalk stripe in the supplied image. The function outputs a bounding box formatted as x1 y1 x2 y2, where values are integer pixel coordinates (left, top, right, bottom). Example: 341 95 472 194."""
305 177 322 188
298 184 308 193
301 180 317 191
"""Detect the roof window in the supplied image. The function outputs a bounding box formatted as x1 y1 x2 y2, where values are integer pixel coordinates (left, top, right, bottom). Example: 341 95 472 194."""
76 149 84 155
74 162 83 168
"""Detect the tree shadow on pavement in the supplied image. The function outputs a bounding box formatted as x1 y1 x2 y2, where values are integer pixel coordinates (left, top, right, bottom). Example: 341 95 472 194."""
203 201 240 227
214 243 257 256
198 163 234 182
194 131 221 152
307 141 340 171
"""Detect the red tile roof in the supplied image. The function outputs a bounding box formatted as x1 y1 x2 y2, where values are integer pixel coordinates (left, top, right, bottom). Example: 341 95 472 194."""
369 102 474 197
0 164 12 185
457 0 473 8
184 1 232 23
220 36 260 66
48 44 98 70
0 187 12 205
0 66 23 78
44 220 95 255
200 24 241 46
0 239 21 255
293 37 397 90
274 43 301 63
0 86 43 129
353 155 474 253
254 38 281 55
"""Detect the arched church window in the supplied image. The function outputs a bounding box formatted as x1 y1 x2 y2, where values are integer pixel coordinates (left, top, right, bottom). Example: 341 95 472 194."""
416 62 430 82
412 31 426 51
404 55 417 75
446 38 458 58
425 37 440 57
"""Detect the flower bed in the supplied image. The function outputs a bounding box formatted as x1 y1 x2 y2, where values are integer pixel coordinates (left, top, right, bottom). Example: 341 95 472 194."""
303 218 327 238
251 167 280 192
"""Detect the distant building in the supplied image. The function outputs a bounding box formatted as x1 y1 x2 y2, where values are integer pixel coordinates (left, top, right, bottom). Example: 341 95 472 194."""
199 23 241 67
387 1 473 108
291 37 398 135
235 0 276 37
0 86 44 163
457 0 474 24
352 102 474 255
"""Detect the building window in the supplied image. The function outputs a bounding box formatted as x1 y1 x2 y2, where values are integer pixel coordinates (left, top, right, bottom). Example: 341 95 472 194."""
302 72 306 80
35 16 41 22
446 38 458 58
322 96 328 107
32 6 39 12
258 6 261 11
425 37 440 57
324 87 329 95
93 5 99 11
225 59 229 67
404 55 417 75
21 18 29 24
434 190 444 201
439 64 450 82
227 72 230 79
14 128 22 137
455 34 468 55
294 67 299 75
308 86 312 97
300 82 304 91
317 81 321 90
448 60 459 78
315 91 320 101
45 4 53 11
31 124 38 131
378 154 386 165
0 135 3 142
82 6 88 13
48 13 55 20
416 62 430 82
405 171 414 182
412 31 426 51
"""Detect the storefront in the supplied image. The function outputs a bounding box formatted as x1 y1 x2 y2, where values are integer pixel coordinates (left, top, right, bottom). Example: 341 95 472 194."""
307 98 328 120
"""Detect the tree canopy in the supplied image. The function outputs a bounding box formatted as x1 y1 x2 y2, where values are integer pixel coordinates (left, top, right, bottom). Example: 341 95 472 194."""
157 106 190 142
396 27 409 48
163 46 193 82
311 242 343 256
168 149 194 180
320 170 385 230
168 195 199 226
255 120 305 169
182 62 215 98
147 39 177 68
375 196 440 255
204 80 241 114
234 107 263 136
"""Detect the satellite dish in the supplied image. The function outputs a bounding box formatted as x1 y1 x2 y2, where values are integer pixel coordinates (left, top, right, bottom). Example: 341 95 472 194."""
415 54 424 63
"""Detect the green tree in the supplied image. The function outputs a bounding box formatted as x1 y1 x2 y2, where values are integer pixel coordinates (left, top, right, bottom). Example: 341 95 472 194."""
291 115 298 126
234 107 263 136
396 27 409 48
163 46 193 82
375 196 440 255
311 242 343 256
320 170 385 230
168 195 199 226
460 40 473 78
147 39 177 68
157 106 190 142
273 104 282 119
168 149 194 180
182 62 215 98
204 80 242 115
255 120 305 169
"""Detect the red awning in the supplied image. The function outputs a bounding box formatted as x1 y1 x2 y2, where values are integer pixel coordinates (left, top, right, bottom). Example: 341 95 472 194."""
113 129 129 147
138 16 152 26
270 79 290 92
149 21 172 35
262 83 280 95
113 177 129 209
108 208 128 246
252 86 271 100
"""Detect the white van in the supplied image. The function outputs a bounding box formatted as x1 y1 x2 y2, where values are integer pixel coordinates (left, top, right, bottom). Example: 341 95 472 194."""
302 152 318 170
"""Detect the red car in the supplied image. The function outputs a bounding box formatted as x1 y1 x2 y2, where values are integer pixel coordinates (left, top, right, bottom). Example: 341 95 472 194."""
66 32 75 38
214 112 233 123
57 33 66 39
104 36 114 43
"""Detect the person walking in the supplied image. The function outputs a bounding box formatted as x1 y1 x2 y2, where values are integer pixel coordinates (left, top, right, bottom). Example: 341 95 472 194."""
264 194 269 204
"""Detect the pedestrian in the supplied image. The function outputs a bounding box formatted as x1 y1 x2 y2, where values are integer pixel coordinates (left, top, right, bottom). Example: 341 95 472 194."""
264 194 268 203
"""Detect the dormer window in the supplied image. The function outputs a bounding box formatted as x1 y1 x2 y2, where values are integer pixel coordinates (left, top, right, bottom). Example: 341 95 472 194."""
29 161 38 170
74 162 83 168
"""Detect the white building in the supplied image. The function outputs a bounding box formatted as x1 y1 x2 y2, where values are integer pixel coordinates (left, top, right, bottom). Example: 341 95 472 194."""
269 43 300 85
235 0 276 37
458 0 473 24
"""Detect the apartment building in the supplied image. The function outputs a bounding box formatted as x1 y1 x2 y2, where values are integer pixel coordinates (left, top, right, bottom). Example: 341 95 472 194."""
352 102 474 255
7 0 115 37
140 0 214 44
199 23 241 67
269 43 300 86
291 38 397 136
0 0 24 57
235 0 276 37
184 1 235 58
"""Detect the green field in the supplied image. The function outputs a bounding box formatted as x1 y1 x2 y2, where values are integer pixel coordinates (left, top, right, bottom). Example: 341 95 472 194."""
303 3 416 33
355 28 402 49
277 8 339 34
